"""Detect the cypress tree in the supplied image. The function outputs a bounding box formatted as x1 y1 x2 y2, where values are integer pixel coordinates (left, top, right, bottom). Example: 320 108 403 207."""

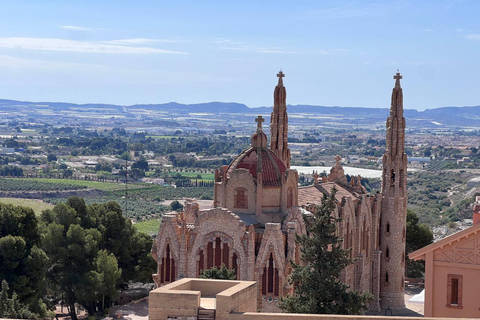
279 188 372 315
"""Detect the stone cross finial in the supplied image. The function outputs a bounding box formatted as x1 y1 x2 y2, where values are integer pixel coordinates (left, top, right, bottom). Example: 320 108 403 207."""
255 115 265 131
335 155 342 165
313 171 319 185
394 71 402 87
277 70 285 85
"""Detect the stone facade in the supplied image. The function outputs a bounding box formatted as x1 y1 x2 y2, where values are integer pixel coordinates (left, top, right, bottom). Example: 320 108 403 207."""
379 72 407 309
152 72 407 312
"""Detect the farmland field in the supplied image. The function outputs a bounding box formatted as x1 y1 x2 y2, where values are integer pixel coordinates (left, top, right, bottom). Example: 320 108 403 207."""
0 197 53 215
0 178 153 191
134 218 162 236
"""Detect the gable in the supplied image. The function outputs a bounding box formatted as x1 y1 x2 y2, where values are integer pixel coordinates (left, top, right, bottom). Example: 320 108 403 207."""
433 233 480 266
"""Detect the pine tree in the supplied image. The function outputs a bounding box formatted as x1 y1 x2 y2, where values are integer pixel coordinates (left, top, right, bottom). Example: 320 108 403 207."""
199 264 236 280
279 188 372 315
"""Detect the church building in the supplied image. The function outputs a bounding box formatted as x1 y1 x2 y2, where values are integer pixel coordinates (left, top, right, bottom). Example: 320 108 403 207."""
152 71 407 311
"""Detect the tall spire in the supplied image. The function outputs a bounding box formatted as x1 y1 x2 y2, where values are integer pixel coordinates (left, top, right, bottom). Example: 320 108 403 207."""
380 71 407 310
270 70 291 168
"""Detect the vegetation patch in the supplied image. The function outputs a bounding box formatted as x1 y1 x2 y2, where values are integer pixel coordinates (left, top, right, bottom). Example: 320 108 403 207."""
0 198 53 215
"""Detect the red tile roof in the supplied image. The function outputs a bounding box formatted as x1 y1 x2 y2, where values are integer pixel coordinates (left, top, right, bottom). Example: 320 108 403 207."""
227 147 286 187
298 182 362 206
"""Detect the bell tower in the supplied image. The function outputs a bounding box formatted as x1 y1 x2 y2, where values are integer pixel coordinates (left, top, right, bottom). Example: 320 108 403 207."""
380 71 407 309
270 71 291 168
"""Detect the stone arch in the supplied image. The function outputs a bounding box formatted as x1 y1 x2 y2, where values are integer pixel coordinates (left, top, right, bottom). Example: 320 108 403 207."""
155 216 182 285
283 207 307 236
285 169 299 207
188 208 248 279
287 187 294 209
255 224 285 298
225 169 256 214
155 216 181 283
341 198 356 256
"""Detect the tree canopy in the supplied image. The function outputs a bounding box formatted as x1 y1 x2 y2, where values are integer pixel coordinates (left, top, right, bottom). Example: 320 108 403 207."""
279 189 371 314
405 209 434 278
40 197 156 319
0 203 47 318
199 264 236 280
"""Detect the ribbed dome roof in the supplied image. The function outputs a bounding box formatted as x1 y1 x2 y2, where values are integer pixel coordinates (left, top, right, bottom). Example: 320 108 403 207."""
227 147 286 187
226 115 286 187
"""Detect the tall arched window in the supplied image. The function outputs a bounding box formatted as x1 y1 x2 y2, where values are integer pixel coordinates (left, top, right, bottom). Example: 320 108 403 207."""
205 236 233 272
391 169 396 187
234 188 248 208
287 187 294 208
198 249 204 276
232 252 238 280
399 169 404 188
262 253 279 296
159 243 176 284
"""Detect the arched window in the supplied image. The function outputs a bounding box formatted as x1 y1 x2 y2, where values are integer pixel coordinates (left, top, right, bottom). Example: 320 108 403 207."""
399 169 404 188
232 253 238 280
198 249 204 276
205 236 232 271
386 247 390 258
262 253 279 296
391 169 395 187
386 222 390 234
159 243 176 284
386 272 389 283
234 188 248 208
287 187 294 208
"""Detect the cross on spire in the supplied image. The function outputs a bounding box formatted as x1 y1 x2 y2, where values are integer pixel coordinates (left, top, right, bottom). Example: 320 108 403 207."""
277 70 285 85
335 155 342 165
394 71 402 88
255 115 265 131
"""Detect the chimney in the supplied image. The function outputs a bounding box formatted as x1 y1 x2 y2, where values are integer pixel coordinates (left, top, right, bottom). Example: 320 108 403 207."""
473 196 480 225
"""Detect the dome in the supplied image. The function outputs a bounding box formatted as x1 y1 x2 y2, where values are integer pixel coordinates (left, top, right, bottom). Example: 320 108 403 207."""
227 147 286 187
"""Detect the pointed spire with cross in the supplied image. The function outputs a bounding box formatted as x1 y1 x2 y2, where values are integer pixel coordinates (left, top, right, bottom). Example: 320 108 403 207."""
255 115 265 132
335 155 342 165
394 70 402 88
277 70 285 86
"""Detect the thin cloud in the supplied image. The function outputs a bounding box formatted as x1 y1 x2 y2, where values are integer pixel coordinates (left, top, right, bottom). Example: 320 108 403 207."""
0 54 107 70
221 46 298 54
104 38 183 45
0 37 188 54
423 29 434 32
301 2 401 20
465 34 480 41
60 25 90 31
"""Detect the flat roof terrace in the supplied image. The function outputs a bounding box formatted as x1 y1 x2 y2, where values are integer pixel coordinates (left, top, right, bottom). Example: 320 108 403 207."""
149 278 257 320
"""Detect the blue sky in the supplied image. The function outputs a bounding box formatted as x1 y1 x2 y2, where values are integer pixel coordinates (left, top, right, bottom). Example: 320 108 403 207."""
0 0 479 110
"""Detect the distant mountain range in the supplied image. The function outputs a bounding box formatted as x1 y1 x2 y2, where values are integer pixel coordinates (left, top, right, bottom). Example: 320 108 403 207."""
1 99 480 128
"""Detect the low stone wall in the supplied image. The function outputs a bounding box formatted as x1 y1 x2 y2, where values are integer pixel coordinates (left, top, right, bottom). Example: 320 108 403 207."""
229 313 469 320
149 278 257 320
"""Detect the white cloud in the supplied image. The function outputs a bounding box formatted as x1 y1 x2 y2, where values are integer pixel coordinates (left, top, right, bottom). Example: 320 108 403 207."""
0 37 187 54
103 38 182 45
0 54 106 70
301 2 400 20
221 46 298 54
60 25 90 31
465 34 480 41
423 29 434 32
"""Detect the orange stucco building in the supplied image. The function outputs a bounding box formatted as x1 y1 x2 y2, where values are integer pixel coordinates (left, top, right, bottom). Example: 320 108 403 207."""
409 196 480 318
